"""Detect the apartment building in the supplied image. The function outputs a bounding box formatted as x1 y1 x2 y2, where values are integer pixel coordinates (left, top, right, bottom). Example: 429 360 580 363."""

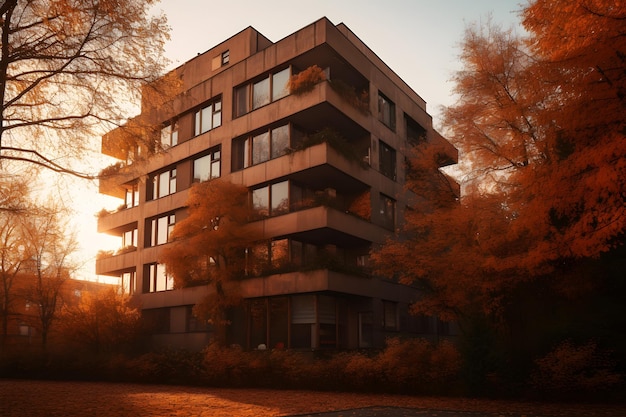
96 17 457 351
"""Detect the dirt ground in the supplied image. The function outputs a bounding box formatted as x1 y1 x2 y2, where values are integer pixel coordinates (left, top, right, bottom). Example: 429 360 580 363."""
0 379 624 417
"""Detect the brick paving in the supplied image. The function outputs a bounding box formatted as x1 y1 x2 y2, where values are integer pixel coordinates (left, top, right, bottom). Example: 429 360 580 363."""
1 379 624 417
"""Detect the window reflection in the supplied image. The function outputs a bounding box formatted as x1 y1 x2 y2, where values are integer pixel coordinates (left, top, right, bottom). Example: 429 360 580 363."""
252 186 269 217
271 181 289 215
252 132 270 165
193 147 221 182
271 125 289 159
272 68 290 101
253 77 270 109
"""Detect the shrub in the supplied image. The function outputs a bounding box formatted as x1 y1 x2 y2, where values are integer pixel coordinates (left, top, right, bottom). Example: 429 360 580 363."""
290 128 367 168
124 350 204 384
329 79 370 114
99 161 125 178
343 351 381 391
288 65 326 95
531 340 623 396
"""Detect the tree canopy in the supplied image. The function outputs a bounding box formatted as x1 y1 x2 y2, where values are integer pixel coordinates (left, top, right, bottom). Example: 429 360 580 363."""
0 0 170 178
160 179 262 344
373 0 625 320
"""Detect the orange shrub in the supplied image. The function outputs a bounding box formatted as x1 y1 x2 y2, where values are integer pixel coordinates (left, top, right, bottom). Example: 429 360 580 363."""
288 65 326 95
531 340 622 396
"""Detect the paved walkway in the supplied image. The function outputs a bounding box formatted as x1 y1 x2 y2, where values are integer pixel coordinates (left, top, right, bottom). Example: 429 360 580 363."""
1 379 623 417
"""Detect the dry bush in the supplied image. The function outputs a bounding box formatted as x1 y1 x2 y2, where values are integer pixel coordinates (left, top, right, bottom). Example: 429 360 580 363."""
531 340 623 397
288 65 326 95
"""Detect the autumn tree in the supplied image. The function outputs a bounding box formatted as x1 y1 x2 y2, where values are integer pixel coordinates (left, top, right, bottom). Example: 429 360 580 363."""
0 175 33 349
0 0 170 178
58 287 142 353
160 179 263 345
374 0 625 389
377 0 625 316
20 205 78 348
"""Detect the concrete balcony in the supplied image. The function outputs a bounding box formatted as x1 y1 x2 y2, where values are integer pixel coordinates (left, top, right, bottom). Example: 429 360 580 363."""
241 269 418 302
140 285 210 310
234 141 370 193
95 249 138 276
97 206 139 234
138 269 418 310
256 205 385 245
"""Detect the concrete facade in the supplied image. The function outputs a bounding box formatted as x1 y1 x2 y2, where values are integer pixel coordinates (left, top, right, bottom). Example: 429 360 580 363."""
97 18 457 351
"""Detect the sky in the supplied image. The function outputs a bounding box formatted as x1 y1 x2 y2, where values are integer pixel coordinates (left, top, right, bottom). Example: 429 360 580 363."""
73 0 526 282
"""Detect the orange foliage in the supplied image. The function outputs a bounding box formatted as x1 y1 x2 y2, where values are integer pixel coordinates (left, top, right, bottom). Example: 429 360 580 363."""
58 288 142 353
159 179 263 344
375 1 625 322
531 340 622 394
347 191 371 220
0 0 170 177
288 65 326 95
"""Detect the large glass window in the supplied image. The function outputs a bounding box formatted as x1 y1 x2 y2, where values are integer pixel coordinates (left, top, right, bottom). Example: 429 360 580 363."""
271 125 289 159
252 180 289 218
234 67 291 117
378 92 396 130
232 124 292 170
142 308 170 333
383 300 398 330
271 239 289 269
252 186 269 217
379 193 396 230
234 85 249 117
194 98 222 136
249 298 267 348
253 77 270 110
144 263 174 293
291 295 315 349
251 238 317 274
269 297 288 349
148 213 175 247
405 113 427 144
193 147 221 182
121 271 136 295
379 140 396 180
148 168 177 200
187 305 211 332
271 181 289 215
319 295 337 348
252 132 270 165
125 183 139 208
246 295 339 350
272 68 290 101
122 228 138 248
160 120 178 149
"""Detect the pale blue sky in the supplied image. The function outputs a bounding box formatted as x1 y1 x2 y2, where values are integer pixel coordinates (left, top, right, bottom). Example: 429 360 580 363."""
156 0 526 127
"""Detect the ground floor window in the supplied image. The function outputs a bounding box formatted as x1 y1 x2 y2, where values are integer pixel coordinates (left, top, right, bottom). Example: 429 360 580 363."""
245 294 339 350
142 308 170 334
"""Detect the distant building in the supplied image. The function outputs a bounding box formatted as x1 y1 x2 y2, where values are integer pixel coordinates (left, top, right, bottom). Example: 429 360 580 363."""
96 17 458 350
1 275 110 347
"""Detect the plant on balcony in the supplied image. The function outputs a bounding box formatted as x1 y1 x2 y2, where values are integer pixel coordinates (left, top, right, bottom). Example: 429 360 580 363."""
288 65 326 95
329 79 370 114
347 191 371 221
96 208 112 219
96 250 115 260
99 161 125 178
289 128 368 168
115 245 137 256
159 179 263 345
